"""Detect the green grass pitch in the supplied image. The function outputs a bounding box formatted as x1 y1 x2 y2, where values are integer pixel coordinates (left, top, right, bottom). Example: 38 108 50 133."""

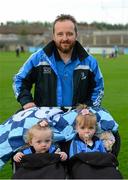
0 52 128 178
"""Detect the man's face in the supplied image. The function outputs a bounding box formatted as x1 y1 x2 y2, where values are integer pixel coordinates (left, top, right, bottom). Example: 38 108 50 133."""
53 20 77 54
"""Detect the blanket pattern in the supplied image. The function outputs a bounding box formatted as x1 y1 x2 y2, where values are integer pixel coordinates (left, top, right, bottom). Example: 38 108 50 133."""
0 106 118 169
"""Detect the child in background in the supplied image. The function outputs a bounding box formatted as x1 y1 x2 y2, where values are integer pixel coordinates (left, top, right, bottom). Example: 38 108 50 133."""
13 122 67 162
69 107 106 158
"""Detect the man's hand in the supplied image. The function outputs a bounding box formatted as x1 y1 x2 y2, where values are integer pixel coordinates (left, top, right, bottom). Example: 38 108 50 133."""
23 102 36 110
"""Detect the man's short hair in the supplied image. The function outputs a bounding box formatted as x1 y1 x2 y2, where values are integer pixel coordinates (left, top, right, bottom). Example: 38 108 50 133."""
53 14 77 34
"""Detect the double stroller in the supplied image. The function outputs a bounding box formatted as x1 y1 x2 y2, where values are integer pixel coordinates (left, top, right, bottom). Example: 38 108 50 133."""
12 131 122 179
0 106 122 179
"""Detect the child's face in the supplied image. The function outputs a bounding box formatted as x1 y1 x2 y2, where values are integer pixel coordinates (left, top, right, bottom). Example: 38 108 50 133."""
29 129 52 153
76 124 96 141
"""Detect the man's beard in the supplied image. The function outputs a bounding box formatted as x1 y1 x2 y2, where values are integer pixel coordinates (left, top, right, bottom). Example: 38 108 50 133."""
55 40 75 54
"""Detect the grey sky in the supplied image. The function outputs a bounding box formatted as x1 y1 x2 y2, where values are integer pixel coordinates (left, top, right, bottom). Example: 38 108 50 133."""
0 0 128 24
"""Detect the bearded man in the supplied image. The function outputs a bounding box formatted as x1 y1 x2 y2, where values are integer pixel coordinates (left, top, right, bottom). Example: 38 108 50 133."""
13 14 104 110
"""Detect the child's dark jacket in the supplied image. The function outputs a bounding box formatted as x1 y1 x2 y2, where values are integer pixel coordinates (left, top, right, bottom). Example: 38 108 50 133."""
12 153 66 179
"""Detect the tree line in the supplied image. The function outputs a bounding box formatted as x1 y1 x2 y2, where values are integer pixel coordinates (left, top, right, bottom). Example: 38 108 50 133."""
0 20 128 35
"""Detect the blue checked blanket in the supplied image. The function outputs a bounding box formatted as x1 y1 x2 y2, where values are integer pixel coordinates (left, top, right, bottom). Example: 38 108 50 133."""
0 106 118 170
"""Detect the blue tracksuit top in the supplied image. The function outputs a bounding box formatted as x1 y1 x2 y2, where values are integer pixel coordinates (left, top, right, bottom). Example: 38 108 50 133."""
69 134 106 158
13 41 104 107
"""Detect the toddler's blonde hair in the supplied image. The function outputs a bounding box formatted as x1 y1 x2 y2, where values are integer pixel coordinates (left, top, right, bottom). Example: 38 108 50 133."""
76 104 96 128
25 124 53 143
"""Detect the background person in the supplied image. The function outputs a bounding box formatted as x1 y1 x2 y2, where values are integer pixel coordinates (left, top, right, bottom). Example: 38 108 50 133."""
15 45 20 57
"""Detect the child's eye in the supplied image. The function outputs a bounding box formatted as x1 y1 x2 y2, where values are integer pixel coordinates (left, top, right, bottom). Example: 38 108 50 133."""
80 126 85 129
89 127 95 130
45 139 51 143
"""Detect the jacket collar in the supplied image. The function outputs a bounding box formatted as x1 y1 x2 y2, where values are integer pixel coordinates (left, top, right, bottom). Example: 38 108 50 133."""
43 40 89 61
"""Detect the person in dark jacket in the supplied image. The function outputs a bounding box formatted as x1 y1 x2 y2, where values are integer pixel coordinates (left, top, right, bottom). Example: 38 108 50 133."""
13 14 104 110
